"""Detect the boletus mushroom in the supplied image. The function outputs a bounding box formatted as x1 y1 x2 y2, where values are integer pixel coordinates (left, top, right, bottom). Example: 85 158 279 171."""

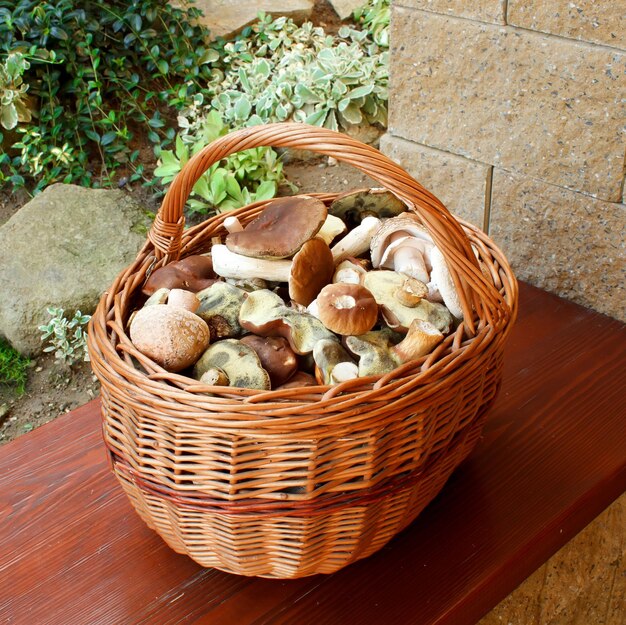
240 335 298 388
329 188 406 230
129 288 210 372
225 195 327 259
193 339 270 390
212 237 334 306
142 255 217 296
315 283 378 336
239 289 336 354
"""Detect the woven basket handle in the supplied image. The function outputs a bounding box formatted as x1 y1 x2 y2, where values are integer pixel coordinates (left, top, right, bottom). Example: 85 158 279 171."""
150 123 508 333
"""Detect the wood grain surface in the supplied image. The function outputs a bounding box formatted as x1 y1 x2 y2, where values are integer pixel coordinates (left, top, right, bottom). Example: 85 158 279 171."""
1 282 625 625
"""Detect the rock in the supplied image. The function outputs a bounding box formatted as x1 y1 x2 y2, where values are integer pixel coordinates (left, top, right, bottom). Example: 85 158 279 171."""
328 0 363 20
389 6 626 201
380 133 489 229
0 404 9 420
489 169 626 322
396 0 505 25
188 0 314 39
0 184 151 355
508 0 626 50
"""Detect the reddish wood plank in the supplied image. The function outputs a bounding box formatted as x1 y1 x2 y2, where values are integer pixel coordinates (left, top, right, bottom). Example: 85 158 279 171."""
1 283 624 625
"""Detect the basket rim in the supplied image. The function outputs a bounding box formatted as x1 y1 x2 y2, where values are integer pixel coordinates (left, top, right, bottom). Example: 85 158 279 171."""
88 193 518 421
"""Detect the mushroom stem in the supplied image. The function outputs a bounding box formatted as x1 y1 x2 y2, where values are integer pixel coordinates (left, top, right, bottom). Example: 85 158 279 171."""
317 214 347 245
331 361 359 384
224 216 244 233
391 319 444 363
330 216 381 263
211 244 291 282
391 245 430 283
199 368 230 386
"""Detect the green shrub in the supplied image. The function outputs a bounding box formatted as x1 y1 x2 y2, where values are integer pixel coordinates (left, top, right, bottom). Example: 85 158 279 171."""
154 106 290 213
0 338 30 395
0 0 216 191
354 0 390 48
205 14 388 132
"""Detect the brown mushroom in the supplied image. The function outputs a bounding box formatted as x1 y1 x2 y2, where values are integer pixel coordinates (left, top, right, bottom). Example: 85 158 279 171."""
240 335 298 388
225 195 327 259
274 371 317 390
315 283 378 336
142 255 217 296
212 238 334 306
391 319 445 362
329 188 407 230
129 301 210 372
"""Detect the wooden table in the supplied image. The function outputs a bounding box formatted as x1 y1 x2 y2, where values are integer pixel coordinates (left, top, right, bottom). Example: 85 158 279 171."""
1 283 625 625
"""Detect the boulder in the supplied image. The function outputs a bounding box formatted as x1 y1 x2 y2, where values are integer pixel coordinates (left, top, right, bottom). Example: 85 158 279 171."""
188 0 314 39
328 0 363 19
0 184 151 355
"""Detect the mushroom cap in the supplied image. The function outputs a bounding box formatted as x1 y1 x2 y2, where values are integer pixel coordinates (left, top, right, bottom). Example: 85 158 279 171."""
142 255 216 296
362 270 453 333
391 319 444 363
316 283 378 335
288 237 335 306
312 338 355 385
239 289 336 355
370 214 433 269
196 281 247 341
274 371 317 390
167 288 200 312
129 304 210 372
193 339 270 390
329 188 406 230
344 328 403 377
225 195 327 259
240 335 298 388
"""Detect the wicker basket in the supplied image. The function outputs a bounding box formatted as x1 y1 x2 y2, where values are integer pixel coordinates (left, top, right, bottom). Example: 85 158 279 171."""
88 123 518 579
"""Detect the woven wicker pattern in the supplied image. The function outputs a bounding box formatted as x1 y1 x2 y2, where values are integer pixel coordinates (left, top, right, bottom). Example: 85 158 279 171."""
88 123 518 578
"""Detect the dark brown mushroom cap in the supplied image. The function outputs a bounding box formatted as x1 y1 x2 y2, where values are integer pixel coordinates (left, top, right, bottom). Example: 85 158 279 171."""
288 237 335 306
329 188 407 230
142 255 217 296
240 335 298 388
225 195 327 259
274 371 317 390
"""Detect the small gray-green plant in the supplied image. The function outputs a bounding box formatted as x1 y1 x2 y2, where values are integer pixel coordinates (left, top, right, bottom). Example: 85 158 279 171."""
39 307 91 366
154 106 289 213
354 0 390 48
0 51 32 130
204 14 388 132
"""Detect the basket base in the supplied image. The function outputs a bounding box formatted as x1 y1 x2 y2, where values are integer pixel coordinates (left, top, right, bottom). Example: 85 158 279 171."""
113 409 488 578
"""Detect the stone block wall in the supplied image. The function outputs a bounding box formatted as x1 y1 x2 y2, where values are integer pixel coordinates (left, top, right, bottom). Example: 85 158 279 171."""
381 1 625 321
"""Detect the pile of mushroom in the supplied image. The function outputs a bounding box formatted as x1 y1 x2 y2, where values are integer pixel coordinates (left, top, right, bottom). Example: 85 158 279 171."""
128 189 467 391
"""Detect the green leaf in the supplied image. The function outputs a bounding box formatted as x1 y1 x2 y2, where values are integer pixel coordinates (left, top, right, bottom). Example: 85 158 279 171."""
305 109 327 127
0 104 18 130
156 60 169 75
50 26 68 40
100 131 117 146
348 84 374 100
253 180 276 202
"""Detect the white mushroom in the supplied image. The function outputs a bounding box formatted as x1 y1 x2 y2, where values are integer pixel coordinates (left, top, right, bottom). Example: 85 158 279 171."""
224 215 244 233
332 259 368 285
429 246 464 319
316 214 347 246
330 216 382 264
330 361 359 384
370 214 434 283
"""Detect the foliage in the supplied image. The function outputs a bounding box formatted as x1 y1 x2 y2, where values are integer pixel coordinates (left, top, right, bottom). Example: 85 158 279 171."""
354 0 390 49
205 14 388 132
0 52 32 130
39 307 91 366
154 105 289 213
0 0 216 192
0 338 30 395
